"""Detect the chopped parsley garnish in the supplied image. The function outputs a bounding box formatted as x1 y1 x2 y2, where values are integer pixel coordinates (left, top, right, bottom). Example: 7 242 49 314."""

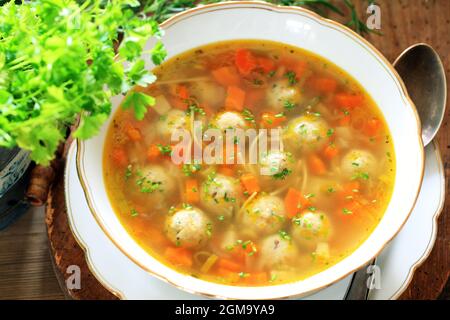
279 230 291 241
284 100 297 111
187 103 206 116
242 109 256 124
157 144 172 155
308 206 317 212
285 70 298 85
272 168 292 180
352 172 370 180
327 128 334 137
182 163 202 176
125 165 133 180
342 208 353 215
130 209 139 217
206 223 213 238
327 187 336 193
182 203 193 210
239 272 249 278
217 215 225 221
136 176 162 193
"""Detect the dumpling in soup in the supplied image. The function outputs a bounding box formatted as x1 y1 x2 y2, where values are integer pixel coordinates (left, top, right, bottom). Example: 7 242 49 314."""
165 206 211 249
241 195 286 236
201 173 241 219
285 115 329 150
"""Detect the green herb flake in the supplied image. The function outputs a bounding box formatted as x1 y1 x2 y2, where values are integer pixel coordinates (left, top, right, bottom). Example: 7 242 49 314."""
272 168 292 180
285 70 298 85
279 230 291 241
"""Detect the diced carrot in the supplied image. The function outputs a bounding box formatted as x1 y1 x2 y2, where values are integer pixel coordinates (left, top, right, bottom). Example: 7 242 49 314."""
216 268 240 282
217 258 242 272
308 154 327 175
257 57 275 73
240 173 260 194
211 66 241 87
225 86 246 111
218 165 235 177
242 272 268 285
112 147 128 166
185 179 200 203
334 93 364 109
260 112 286 128
164 247 193 268
341 181 361 198
235 49 258 76
124 124 142 141
308 77 337 93
147 144 161 161
284 188 311 218
176 84 190 100
168 96 189 110
363 117 382 136
294 60 308 78
323 144 339 160
338 114 351 126
230 240 257 264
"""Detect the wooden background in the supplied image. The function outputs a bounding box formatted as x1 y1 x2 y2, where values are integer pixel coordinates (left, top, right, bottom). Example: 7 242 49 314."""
0 0 448 300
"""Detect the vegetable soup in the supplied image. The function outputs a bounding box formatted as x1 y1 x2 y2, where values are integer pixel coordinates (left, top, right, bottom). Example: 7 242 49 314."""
103 40 395 286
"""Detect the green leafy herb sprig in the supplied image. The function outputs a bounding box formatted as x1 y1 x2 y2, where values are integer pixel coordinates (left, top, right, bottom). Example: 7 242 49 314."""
0 0 166 164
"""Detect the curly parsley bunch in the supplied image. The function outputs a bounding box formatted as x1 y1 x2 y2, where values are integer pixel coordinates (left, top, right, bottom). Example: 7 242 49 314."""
0 0 166 165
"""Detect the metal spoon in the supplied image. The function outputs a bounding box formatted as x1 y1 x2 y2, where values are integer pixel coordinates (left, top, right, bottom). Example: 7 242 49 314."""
345 43 447 300
394 43 447 146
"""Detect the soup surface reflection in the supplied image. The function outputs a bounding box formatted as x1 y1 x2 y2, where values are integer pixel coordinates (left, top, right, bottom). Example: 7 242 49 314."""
103 40 395 286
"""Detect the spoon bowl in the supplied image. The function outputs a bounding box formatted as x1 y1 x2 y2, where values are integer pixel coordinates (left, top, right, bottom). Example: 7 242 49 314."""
393 43 447 146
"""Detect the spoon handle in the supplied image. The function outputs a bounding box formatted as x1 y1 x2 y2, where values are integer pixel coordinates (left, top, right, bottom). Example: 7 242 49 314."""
345 258 376 300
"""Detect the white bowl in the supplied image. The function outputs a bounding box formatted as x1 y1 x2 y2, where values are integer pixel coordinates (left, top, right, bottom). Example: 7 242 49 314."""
77 1 424 299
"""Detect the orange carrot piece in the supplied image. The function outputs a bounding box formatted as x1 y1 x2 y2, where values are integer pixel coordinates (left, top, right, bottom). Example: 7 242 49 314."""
284 188 311 218
243 272 268 285
176 84 190 100
341 181 361 198
309 77 337 93
257 57 275 73
363 117 382 136
217 258 242 272
185 179 200 203
216 268 240 282
164 247 193 267
260 112 286 128
112 148 128 166
308 154 327 175
211 66 241 87
218 165 235 177
240 173 260 194
323 144 339 160
147 144 161 161
294 60 308 78
334 93 364 109
225 86 246 111
124 124 142 141
235 49 258 75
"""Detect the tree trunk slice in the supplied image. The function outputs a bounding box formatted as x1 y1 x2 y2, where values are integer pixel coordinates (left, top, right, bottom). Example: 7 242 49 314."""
45 138 117 300
44 0 449 300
